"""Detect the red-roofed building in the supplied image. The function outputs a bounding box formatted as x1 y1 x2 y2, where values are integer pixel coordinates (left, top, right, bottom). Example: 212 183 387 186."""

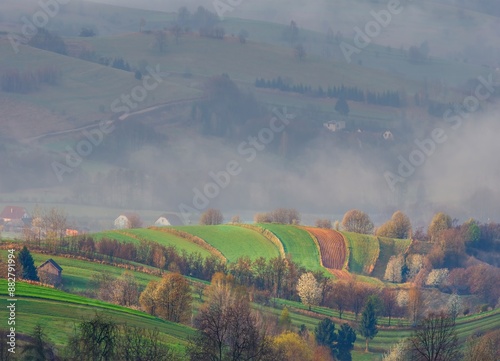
0 206 30 223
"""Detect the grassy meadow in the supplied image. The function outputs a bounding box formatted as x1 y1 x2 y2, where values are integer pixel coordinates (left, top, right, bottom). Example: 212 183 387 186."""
172 225 281 261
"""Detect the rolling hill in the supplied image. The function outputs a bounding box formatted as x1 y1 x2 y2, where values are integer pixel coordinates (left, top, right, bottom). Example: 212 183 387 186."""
90 224 413 280
171 225 281 261
256 223 323 271
0 279 194 348
94 228 215 258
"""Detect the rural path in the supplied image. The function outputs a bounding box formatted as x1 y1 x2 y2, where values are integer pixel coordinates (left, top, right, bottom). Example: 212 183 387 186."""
23 95 206 142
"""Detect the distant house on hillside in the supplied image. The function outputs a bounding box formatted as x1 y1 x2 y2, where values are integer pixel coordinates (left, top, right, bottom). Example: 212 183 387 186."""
114 213 142 229
3 219 31 233
38 259 63 286
154 213 185 227
323 121 346 132
383 130 394 140
0 206 30 223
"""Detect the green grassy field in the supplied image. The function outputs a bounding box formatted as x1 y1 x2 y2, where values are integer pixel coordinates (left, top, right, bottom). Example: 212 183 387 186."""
94 228 214 258
257 223 324 271
172 225 280 261
0 280 195 348
342 232 381 275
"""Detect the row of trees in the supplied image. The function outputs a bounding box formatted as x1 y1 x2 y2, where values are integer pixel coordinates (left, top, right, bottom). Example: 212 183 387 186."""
28 28 67 55
29 235 311 303
30 235 226 282
254 208 301 225
1 66 61 93
254 77 403 108
173 5 226 40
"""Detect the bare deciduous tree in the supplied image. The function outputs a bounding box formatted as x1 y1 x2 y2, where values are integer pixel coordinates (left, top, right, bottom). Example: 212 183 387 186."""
112 272 140 307
462 330 500 361
315 219 332 229
409 313 460 361
200 208 224 225
188 273 272 361
126 214 143 229
341 210 374 234
408 286 424 326
154 30 168 53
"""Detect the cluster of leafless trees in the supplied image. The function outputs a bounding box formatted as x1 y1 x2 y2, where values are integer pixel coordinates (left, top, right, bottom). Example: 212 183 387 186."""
188 273 342 361
88 271 140 307
383 312 499 361
49 235 226 282
23 206 68 243
254 208 301 225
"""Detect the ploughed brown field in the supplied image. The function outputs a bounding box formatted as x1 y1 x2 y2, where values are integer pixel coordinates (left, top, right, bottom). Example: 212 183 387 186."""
304 227 347 270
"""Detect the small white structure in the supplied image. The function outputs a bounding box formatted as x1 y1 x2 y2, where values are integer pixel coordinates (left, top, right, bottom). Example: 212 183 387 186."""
323 120 346 132
383 130 394 140
114 215 130 229
154 213 184 226
114 213 139 229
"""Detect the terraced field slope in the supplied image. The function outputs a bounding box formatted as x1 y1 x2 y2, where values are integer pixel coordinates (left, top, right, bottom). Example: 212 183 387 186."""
172 225 280 262
92 228 214 258
341 232 380 275
257 224 323 271
303 227 347 269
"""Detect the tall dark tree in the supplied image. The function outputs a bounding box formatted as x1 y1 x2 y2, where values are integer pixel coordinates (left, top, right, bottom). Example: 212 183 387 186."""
335 97 350 116
315 318 336 355
336 323 356 361
18 246 39 281
358 298 378 352
153 31 167 53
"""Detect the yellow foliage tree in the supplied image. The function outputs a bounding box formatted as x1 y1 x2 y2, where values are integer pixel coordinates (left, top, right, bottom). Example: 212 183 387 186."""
274 332 313 361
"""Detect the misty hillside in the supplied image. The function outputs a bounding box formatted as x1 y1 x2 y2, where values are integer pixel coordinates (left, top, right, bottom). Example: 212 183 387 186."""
1 2 500 361
0 0 499 229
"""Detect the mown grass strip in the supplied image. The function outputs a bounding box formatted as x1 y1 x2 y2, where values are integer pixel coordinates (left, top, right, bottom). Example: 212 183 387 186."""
257 224 324 271
172 225 280 262
341 232 380 275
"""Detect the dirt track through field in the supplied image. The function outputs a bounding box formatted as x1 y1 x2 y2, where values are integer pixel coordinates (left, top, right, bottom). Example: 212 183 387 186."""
304 228 347 269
